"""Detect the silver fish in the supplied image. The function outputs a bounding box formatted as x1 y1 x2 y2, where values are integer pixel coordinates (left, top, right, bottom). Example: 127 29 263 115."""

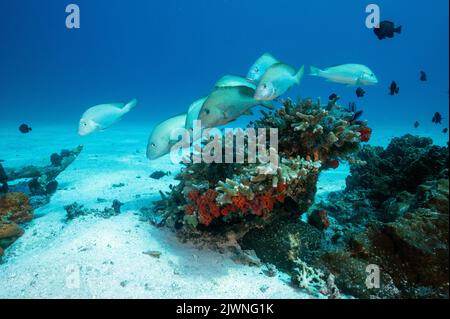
214 75 256 90
185 97 208 130
78 99 137 136
254 63 304 101
247 53 279 83
147 114 187 160
309 64 378 86
199 86 273 128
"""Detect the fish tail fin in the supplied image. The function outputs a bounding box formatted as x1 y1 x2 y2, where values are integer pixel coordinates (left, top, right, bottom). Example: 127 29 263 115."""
295 65 305 85
395 26 402 34
309 66 322 76
261 100 275 109
123 98 138 113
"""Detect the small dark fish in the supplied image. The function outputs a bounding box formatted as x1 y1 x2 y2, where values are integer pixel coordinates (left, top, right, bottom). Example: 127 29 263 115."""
389 81 400 95
420 71 427 82
414 121 420 128
355 87 365 98
328 93 338 100
443 128 448 134
374 20 402 40
150 170 169 180
432 112 443 124
347 102 364 124
19 123 32 134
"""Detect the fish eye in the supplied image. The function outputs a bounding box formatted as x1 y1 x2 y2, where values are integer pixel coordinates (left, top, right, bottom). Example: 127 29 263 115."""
84 123 87 126
263 84 267 89
151 143 156 147
205 109 210 115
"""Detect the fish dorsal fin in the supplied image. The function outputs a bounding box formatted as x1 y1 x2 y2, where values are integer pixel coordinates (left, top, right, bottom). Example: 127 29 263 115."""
110 103 126 108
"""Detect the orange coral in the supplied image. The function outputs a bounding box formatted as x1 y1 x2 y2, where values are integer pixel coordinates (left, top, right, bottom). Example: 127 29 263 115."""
220 205 235 217
359 127 372 143
186 189 222 226
250 198 264 216
0 192 33 223
184 205 195 215
187 190 200 202
185 183 291 226
276 183 287 203
327 160 340 169
260 192 275 211
232 195 251 212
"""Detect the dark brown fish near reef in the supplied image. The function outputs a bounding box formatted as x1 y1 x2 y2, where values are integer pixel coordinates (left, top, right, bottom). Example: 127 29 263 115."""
328 93 338 100
347 102 364 125
356 87 365 98
414 121 420 128
420 71 427 82
19 123 32 134
432 112 443 124
374 20 402 40
389 81 400 95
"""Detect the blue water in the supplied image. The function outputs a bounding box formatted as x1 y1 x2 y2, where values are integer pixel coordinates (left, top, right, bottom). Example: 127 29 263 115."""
0 0 448 134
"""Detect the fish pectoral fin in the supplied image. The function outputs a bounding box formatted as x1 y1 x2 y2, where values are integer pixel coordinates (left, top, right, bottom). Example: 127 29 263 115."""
90 121 102 130
243 110 254 116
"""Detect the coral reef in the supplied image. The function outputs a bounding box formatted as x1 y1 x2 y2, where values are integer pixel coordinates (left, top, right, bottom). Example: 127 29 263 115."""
0 163 8 193
154 97 370 238
238 135 448 298
0 192 33 257
307 209 330 231
0 192 33 223
310 135 449 298
0 146 82 258
64 200 124 220
4 145 83 203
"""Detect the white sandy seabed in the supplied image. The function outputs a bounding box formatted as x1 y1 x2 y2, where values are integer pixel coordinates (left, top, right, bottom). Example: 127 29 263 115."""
0 123 447 299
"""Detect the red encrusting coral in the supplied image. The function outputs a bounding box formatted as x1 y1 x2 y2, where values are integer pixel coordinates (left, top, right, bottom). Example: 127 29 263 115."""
359 127 372 142
327 160 340 169
185 183 289 225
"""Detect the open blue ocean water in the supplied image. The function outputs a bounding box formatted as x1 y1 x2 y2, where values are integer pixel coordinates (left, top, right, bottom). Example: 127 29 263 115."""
1 0 448 129
0 0 449 299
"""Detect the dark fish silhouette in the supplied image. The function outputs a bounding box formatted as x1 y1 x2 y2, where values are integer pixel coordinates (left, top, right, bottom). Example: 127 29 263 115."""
389 81 400 95
347 102 364 124
443 128 448 134
355 87 365 98
420 71 427 82
414 121 420 128
328 93 338 100
432 112 443 124
19 124 32 134
374 20 402 40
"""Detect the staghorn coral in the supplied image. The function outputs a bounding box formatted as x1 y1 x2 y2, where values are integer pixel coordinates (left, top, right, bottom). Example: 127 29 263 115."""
153 97 370 234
